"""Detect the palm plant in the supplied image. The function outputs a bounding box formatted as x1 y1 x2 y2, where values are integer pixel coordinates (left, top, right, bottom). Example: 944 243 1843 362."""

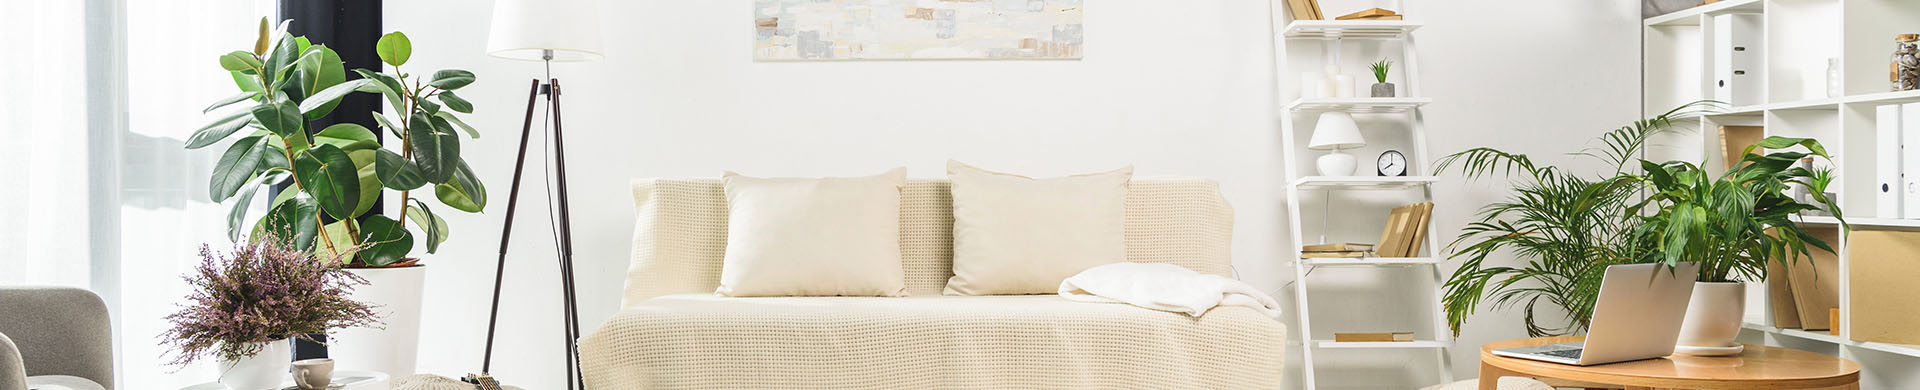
1434 101 1717 337
1369 60 1391 84
1624 137 1844 282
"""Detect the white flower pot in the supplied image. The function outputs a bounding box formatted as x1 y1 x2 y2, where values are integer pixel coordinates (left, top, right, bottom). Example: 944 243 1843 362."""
218 339 290 390
332 265 426 378
1676 281 1746 350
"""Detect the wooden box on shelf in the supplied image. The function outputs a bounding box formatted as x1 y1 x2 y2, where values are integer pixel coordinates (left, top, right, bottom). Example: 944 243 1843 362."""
1848 229 1920 345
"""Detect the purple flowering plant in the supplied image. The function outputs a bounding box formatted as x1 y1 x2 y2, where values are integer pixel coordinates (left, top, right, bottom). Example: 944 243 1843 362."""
161 234 382 366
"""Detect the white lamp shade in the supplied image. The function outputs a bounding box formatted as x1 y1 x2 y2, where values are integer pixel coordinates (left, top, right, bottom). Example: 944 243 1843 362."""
1307 112 1365 150
487 0 606 62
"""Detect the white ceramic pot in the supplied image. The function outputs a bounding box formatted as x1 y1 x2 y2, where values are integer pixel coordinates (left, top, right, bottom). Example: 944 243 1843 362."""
218 339 290 390
332 265 426 378
1677 281 1746 349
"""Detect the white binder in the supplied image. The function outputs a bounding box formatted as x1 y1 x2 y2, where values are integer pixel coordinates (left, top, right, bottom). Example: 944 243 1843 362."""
1904 103 1920 219
1879 104 1903 218
1713 14 1764 107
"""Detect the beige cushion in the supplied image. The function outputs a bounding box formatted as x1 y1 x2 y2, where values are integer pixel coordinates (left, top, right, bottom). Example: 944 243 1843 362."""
580 294 1285 389
943 161 1132 295
715 168 908 297
619 177 1234 304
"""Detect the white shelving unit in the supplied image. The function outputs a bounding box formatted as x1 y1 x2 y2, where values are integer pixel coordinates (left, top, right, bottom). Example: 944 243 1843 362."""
1271 2 1451 389
1645 2 1920 389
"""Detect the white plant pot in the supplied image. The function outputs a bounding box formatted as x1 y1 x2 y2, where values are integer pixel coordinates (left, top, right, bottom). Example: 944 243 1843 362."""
218 339 290 390
332 265 426 378
1677 281 1746 349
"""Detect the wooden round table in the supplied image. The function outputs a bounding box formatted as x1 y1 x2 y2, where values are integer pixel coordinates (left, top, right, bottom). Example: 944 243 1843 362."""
1479 337 1860 390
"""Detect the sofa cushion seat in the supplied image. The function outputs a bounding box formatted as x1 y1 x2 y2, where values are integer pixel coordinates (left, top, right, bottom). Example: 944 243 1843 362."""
579 294 1286 389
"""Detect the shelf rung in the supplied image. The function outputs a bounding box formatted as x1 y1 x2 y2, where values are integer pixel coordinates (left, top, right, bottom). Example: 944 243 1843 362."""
1313 340 1449 349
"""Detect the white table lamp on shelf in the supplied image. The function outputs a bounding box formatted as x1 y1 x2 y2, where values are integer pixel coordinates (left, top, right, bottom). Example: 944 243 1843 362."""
1308 112 1366 176
475 0 603 390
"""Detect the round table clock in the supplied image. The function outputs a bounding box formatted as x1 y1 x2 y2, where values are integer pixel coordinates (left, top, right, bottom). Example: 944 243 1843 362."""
1377 150 1408 176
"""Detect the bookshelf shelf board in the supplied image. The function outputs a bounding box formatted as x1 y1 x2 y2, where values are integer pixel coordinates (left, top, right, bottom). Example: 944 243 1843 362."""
1281 20 1421 40
1742 323 1920 358
1841 90 1920 106
1285 97 1431 113
1644 0 1763 27
1293 176 1439 190
1313 340 1449 349
1299 257 1441 267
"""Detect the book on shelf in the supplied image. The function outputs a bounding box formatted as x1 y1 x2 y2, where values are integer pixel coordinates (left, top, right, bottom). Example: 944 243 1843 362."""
1333 332 1414 342
1300 251 1369 259
1375 202 1434 258
1303 242 1374 252
1335 8 1396 19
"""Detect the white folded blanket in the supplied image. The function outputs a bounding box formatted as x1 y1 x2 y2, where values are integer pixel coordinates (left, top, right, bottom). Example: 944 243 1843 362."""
1059 262 1283 319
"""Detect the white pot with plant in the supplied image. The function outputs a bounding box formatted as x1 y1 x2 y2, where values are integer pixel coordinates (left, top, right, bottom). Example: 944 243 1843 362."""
185 19 490 378
1626 136 1844 356
163 236 380 390
1369 59 1394 97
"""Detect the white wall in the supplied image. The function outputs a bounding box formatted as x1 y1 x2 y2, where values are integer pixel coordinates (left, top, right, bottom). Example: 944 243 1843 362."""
383 1 1641 388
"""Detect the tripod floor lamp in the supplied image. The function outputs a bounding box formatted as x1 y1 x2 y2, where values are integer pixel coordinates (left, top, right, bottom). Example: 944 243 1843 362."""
471 0 603 389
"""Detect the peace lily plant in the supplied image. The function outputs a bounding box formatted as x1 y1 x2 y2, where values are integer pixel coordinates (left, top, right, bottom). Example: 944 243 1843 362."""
187 19 486 267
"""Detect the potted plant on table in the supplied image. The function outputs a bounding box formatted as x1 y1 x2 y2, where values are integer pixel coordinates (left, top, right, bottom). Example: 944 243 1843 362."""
162 236 380 390
1624 137 1843 354
184 18 487 376
1434 102 1713 337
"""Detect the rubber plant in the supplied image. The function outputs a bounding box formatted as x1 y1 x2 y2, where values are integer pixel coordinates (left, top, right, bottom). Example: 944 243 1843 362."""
186 18 485 267
1433 102 1715 337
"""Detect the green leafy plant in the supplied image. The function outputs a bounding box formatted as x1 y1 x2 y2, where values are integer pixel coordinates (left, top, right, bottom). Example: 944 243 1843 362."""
1369 60 1391 83
1433 102 1715 337
187 18 485 267
1624 138 1845 282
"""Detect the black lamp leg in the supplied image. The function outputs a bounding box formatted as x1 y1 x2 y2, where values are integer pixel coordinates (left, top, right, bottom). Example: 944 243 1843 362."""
548 78 586 390
479 79 544 376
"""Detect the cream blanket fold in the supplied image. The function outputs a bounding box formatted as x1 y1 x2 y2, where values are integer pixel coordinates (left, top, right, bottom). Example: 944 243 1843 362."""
1059 262 1283 319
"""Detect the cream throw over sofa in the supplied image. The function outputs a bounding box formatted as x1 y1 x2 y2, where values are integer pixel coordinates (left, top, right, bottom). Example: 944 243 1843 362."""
578 178 1287 389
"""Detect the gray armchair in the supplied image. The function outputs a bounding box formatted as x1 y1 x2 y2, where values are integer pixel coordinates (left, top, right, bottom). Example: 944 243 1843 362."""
0 287 113 390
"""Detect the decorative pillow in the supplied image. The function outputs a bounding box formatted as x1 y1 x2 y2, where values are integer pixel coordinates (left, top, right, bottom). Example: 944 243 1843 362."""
717 168 909 297
945 160 1132 295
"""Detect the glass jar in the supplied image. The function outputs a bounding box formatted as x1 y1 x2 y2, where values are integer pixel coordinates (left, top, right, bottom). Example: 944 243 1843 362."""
1894 34 1919 91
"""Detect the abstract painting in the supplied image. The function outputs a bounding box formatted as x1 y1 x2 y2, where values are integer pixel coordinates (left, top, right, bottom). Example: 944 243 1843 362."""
754 0 1084 61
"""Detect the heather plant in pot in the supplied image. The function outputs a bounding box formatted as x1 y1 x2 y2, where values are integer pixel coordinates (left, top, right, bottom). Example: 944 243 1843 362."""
162 235 380 390
1623 136 1844 354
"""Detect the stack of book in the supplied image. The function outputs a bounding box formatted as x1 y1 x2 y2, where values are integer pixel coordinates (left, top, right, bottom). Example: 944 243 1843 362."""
1334 8 1402 21
1298 202 1434 259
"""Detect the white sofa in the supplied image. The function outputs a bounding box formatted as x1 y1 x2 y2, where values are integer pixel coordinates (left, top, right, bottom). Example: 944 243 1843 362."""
579 178 1286 389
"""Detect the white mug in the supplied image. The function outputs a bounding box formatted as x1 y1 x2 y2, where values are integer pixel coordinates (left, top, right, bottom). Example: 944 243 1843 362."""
290 358 334 389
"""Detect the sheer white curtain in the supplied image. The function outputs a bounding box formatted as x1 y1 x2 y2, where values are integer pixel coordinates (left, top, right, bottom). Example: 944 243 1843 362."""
1 0 275 387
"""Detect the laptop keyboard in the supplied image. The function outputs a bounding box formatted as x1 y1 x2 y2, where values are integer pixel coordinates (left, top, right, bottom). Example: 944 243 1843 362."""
1537 349 1583 359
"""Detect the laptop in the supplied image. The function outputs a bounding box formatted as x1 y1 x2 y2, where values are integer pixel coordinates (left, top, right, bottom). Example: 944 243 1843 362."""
1490 262 1700 366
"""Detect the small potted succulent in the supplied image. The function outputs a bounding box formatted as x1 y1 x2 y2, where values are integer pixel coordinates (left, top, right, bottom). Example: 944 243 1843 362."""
162 235 381 390
1369 59 1394 97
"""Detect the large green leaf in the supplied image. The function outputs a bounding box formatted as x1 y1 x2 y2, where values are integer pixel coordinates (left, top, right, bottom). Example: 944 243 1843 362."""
356 214 414 266
428 69 475 90
313 123 380 151
209 135 270 202
347 149 382 217
231 71 265 96
218 51 262 73
434 111 479 138
299 78 373 115
225 175 262 242
374 148 427 190
256 195 319 251
294 144 362 220
435 159 487 213
203 92 259 114
409 112 461 183
302 46 349 119
436 91 473 113
251 101 303 137
406 199 449 254
184 110 253 149
262 32 300 87
375 31 412 67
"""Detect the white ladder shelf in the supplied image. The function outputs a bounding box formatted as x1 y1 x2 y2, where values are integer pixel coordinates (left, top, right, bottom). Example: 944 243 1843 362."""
1268 2 1454 389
